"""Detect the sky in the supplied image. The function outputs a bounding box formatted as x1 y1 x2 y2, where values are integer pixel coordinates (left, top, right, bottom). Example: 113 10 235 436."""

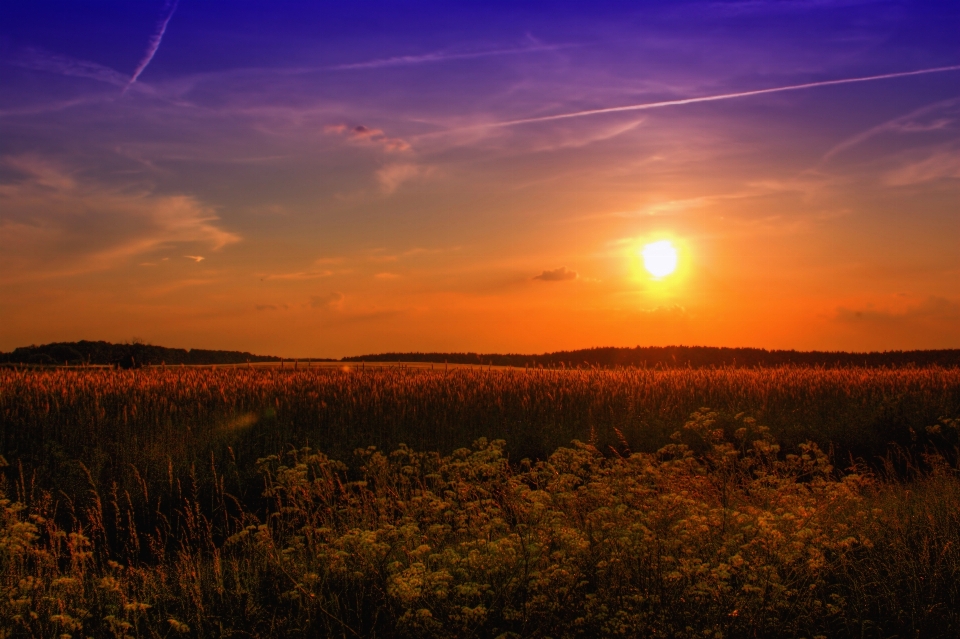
1 0 958 357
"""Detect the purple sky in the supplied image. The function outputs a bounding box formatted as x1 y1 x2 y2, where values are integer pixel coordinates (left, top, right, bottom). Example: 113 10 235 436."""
1 1 958 356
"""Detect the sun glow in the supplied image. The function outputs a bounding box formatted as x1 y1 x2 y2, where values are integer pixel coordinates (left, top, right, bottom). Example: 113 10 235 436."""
642 240 678 278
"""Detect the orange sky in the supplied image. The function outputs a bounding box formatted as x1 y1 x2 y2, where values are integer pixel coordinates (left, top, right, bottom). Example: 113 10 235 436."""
1 2 958 357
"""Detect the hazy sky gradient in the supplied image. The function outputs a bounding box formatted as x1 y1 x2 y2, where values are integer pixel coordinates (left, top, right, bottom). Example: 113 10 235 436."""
1 0 958 356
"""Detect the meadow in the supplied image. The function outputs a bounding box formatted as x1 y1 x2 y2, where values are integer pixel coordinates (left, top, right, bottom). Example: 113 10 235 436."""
1 366 959 637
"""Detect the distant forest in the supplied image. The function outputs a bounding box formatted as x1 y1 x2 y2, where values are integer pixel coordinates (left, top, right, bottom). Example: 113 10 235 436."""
0 341 281 368
344 346 960 368
3 341 960 369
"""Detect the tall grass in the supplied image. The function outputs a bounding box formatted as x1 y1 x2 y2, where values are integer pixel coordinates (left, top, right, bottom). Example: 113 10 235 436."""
1 367 959 636
3 366 959 488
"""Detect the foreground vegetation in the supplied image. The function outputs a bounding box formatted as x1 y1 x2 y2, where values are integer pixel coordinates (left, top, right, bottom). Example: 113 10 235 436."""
4 366 960 479
1 367 959 637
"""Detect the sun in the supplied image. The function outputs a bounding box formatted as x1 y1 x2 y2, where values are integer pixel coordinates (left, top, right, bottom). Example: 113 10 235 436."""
641 240 678 278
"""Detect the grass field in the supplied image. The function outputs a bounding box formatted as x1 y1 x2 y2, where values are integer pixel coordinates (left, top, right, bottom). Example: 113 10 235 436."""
1 366 959 637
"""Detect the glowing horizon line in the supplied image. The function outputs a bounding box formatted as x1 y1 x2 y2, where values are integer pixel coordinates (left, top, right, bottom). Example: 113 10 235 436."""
488 65 960 127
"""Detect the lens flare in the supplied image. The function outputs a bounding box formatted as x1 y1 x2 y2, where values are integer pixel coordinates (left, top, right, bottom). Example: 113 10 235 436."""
642 240 678 278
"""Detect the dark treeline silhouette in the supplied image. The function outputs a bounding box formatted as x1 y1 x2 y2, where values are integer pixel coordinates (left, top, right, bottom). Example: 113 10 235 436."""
0 340 282 368
342 345 960 368
5 341 959 369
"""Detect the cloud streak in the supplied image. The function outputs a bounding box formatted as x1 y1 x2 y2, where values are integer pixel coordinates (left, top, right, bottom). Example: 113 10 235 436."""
488 65 960 128
376 163 431 193
533 267 578 282
311 292 345 310
0 156 238 282
884 149 960 186
12 48 128 87
329 44 570 70
821 98 960 162
325 124 411 152
836 297 960 325
125 0 180 93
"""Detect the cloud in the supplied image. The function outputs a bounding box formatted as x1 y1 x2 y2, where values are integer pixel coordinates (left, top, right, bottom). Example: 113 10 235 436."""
836 297 960 325
895 118 953 133
0 155 238 281
703 0 884 15
638 304 688 319
311 292 345 310
533 267 578 282
821 98 960 162
3 155 77 190
508 118 645 155
262 270 333 281
328 43 571 71
184 255 204 262
11 48 128 87
325 124 410 152
626 196 713 218
884 150 960 186
366 246 462 262
375 163 430 193
325 308 408 326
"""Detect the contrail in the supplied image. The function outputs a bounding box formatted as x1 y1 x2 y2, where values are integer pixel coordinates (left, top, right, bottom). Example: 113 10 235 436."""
490 65 960 127
124 0 179 93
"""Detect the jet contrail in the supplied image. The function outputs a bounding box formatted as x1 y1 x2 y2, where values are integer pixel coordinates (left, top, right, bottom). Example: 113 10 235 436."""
491 65 960 127
124 0 179 93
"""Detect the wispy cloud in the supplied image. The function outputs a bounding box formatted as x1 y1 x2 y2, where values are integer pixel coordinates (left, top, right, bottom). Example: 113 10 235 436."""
638 304 688 319
262 270 333 281
0 155 238 281
366 246 462 262
311 292 345 310
125 0 180 93
836 297 960 325
533 267 578 282
0 97 108 119
895 118 954 133
324 124 411 152
884 149 960 186
821 98 960 162
11 48 128 87
328 43 571 70
376 163 431 193
703 0 884 15
184 255 205 262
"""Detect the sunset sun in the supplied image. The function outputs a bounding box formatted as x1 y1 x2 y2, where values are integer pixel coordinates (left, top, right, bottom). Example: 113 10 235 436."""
641 240 678 278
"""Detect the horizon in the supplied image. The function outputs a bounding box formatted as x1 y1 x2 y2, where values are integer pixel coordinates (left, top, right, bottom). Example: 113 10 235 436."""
5 339 960 364
2 1 958 358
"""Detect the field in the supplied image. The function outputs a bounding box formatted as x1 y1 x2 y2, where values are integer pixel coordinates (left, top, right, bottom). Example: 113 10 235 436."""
2 366 960 637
